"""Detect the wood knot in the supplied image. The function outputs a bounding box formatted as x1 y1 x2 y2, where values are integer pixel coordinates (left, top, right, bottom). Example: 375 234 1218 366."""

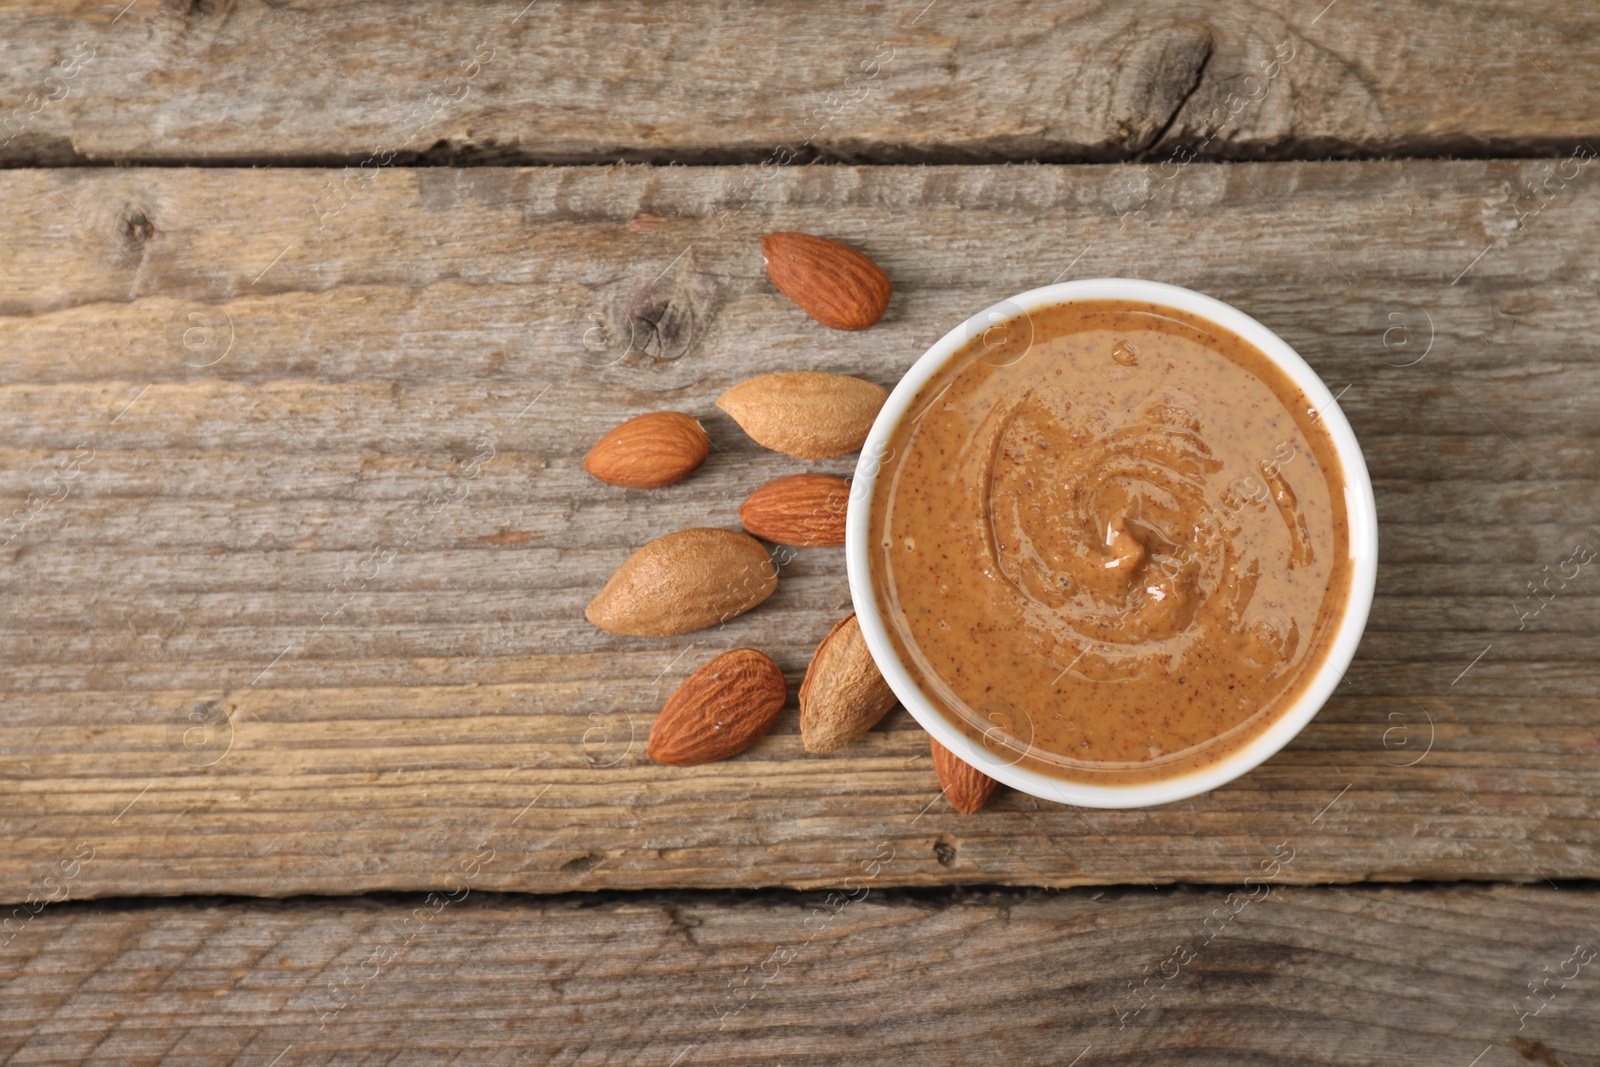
588 250 721 367
162 0 223 18
626 278 698 361
121 211 155 243
560 851 605 874
1106 21 1214 157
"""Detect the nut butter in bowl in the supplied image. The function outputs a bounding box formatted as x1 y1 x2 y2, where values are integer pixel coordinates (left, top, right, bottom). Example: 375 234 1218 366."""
846 279 1378 808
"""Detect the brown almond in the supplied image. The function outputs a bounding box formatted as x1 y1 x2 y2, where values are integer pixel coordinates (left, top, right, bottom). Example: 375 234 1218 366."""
930 737 1001 815
648 648 788 765
717 372 887 460
583 411 709 488
586 528 777 636
800 614 898 753
740 473 850 547
762 232 892 331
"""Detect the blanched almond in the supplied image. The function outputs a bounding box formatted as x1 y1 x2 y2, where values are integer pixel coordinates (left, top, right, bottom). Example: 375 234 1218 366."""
717 372 886 460
586 528 777 636
800 614 897 753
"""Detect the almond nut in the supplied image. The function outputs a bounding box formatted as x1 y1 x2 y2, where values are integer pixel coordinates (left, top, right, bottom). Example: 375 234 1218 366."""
800 614 897 753
740 473 851 547
762 232 892 331
648 648 788 765
586 528 777 636
930 737 1001 815
717 371 887 460
583 411 710 488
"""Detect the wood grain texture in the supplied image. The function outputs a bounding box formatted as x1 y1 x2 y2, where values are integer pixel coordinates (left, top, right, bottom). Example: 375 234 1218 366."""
1 0 1598 166
3 160 1600 902
3 885 1597 1065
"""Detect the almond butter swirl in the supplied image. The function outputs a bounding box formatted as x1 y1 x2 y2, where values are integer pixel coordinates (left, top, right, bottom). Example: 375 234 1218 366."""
871 300 1351 786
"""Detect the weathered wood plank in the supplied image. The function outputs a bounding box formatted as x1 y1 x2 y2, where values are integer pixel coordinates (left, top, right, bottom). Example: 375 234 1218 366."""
1 885 1596 1065
1 1 1598 166
3 160 1600 902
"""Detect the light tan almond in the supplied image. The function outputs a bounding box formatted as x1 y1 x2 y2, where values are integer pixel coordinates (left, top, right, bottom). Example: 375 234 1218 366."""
761 232 892 331
739 473 850 547
648 648 788 765
716 372 887 460
930 737 1001 815
583 411 709 488
800 614 898 753
586 528 777 636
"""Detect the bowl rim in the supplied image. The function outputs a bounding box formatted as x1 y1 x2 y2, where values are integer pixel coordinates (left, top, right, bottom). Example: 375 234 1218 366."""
844 278 1379 809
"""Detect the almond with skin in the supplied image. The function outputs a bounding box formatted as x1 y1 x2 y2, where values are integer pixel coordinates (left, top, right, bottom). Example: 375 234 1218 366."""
648 648 788 765
717 372 887 460
800 614 898 753
740 473 851 547
586 528 777 636
762 232 892 331
930 737 1001 815
583 411 710 488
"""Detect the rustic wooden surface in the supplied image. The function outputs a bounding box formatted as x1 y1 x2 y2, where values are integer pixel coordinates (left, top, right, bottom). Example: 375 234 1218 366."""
6 1 1600 1059
4 884 1597 1065
3 160 1599 901
2 0 1598 166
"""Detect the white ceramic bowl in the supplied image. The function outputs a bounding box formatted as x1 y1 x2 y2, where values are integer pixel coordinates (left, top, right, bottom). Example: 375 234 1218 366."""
846 279 1378 809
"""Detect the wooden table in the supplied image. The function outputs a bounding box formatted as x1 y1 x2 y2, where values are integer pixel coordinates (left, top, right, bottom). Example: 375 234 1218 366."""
3 2 1598 1062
